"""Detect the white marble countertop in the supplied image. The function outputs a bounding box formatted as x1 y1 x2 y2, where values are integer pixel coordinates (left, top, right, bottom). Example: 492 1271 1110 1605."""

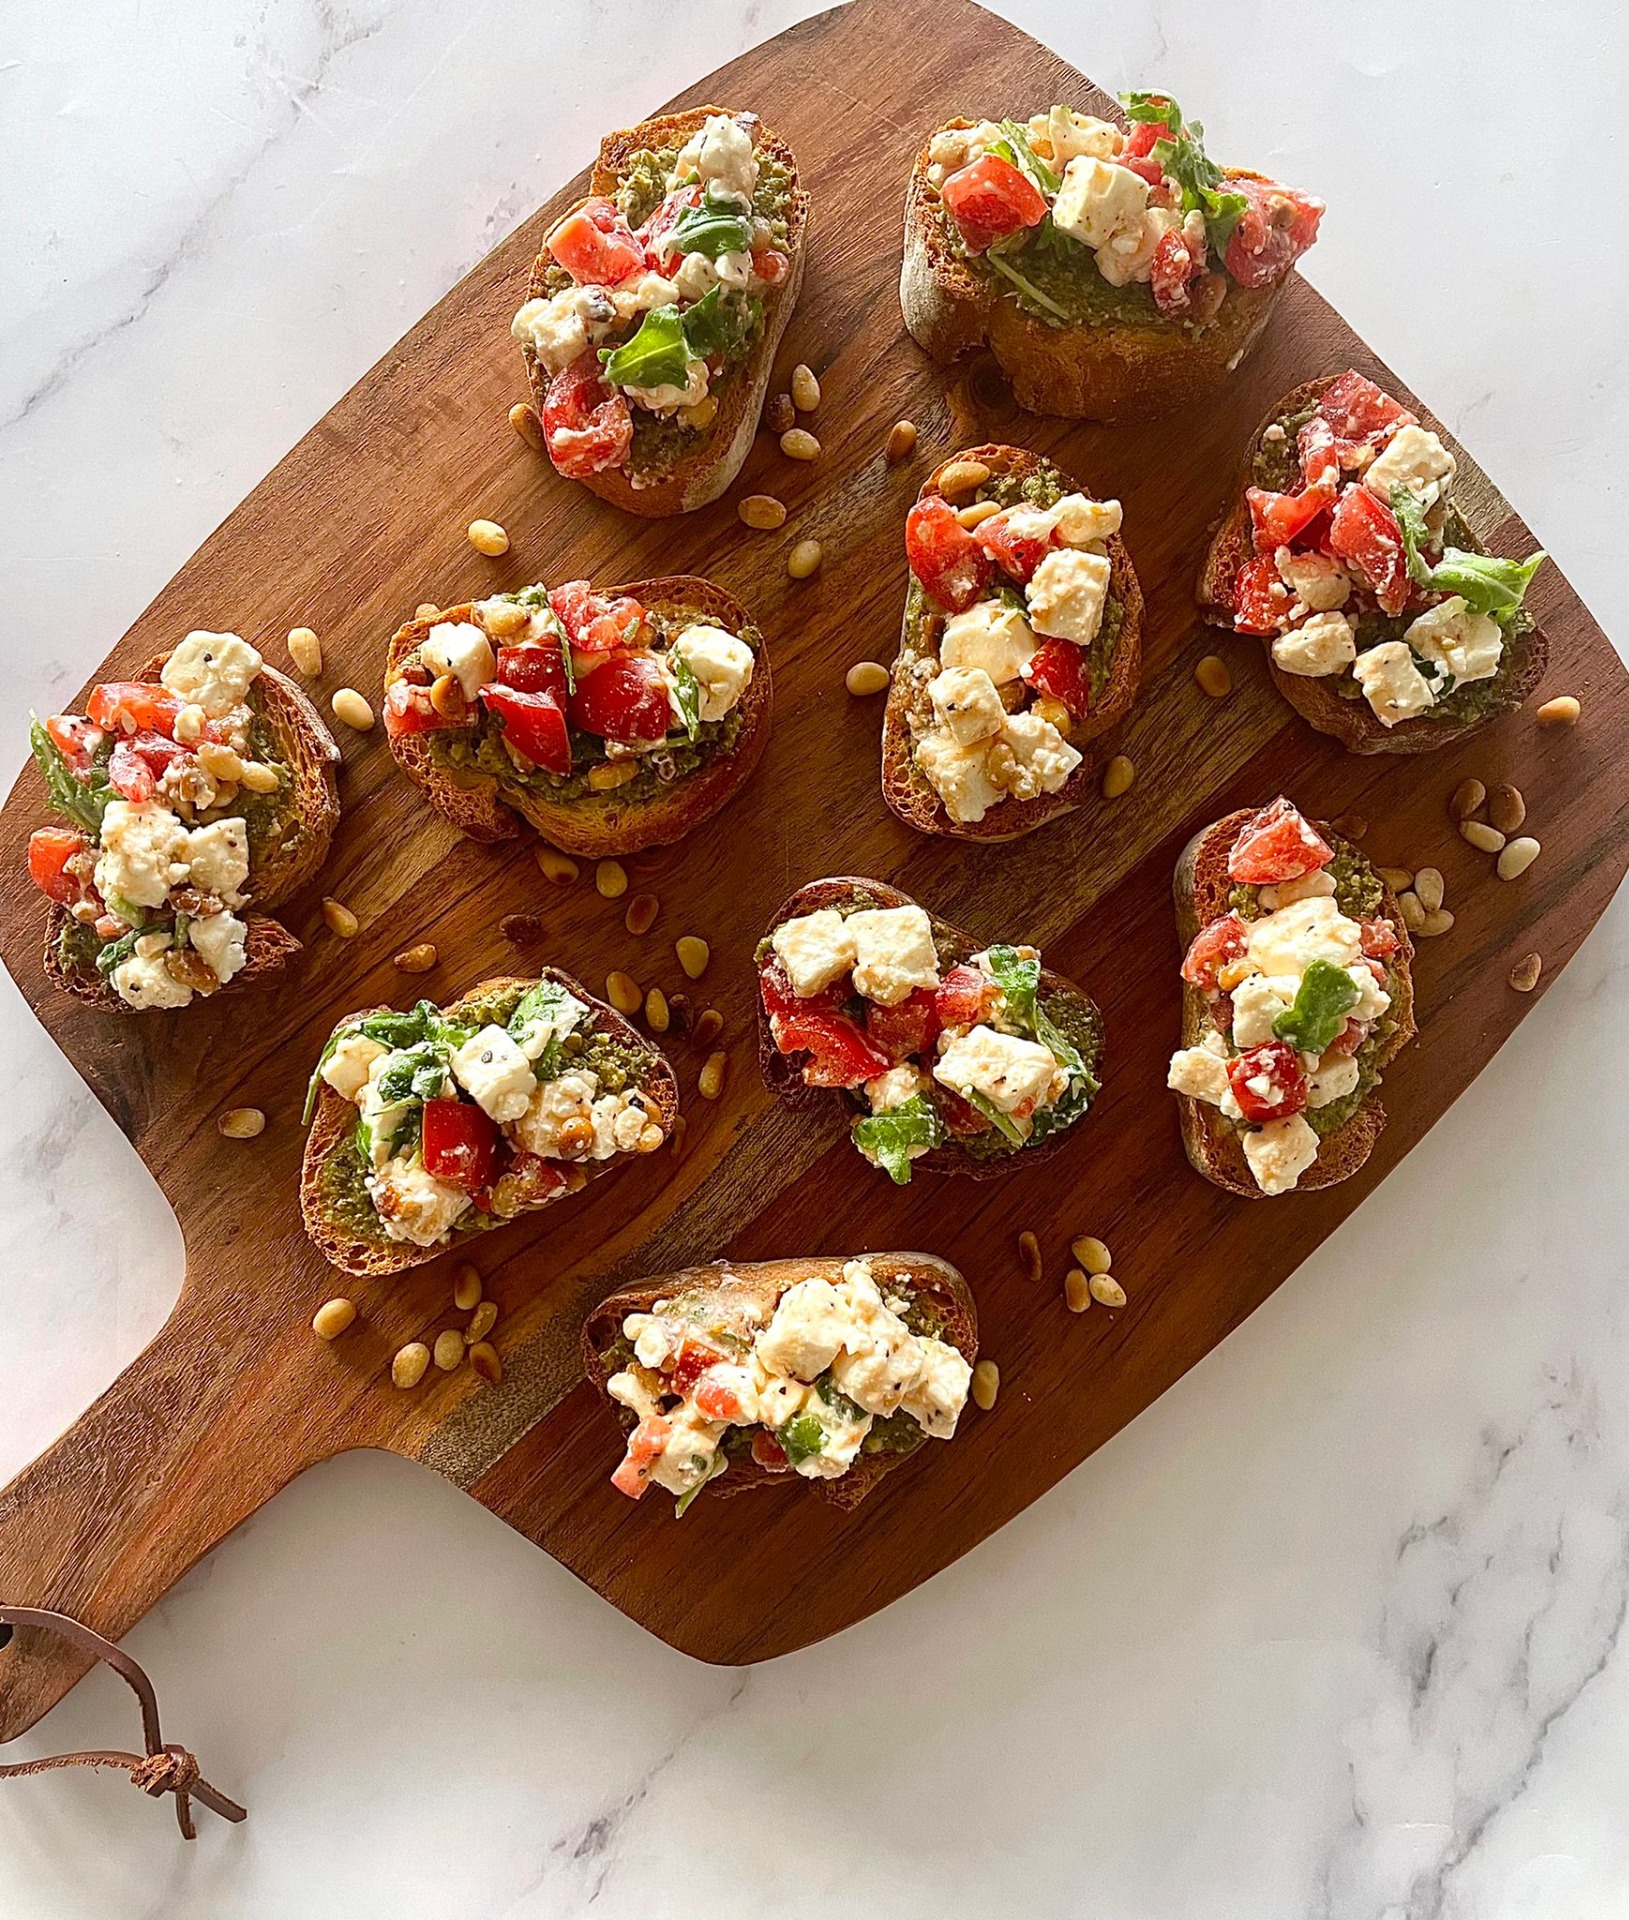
2 2 1626 1914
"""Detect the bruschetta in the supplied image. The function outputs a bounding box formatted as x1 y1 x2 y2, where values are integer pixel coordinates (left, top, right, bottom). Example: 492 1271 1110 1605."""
900 95 1321 422
513 106 808 516
1197 370 1549 753
1167 798 1416 1198
756 878 1102 1182
381 576 770 859
301 971 678 1277
24 635 340 1012
584 1253 976 1511
884 444 1141 839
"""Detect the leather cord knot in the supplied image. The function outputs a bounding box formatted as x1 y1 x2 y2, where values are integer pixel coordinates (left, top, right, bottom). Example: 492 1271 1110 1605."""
0 1605 245 1839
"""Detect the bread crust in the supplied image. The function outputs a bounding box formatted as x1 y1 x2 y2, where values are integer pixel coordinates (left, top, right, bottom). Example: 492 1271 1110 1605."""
300 970 680 1278
1170 809 1417 1198
881 443 1142 841
754 876 1103 1180
1196 374 1550 754
581 1252 977 1511
898 123 1290 424
519 107 809 517
383 576 772 858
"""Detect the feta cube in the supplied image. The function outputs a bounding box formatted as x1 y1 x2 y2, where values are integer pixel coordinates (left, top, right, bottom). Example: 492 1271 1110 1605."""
846 905 940 1006
771 908 857 997
513 1070 597 1158
1275 547 1351 612
188 909 248 986
95 800 191 910
610 272 681 323
185 817 250 905
1026 547 1112 645
1095 207 1179 287
1271 609 1357 678
670 625 754 722
1352 641 1436 728
1051 156 1148 250
1047 492 1123 549
939 601 1037 685
757 1278 853 1380
866 1064 928 1112
933 1023 1058 1115
370 1155 471 1247
1029 107 1121 166
1241 1113 1321 1195
1346 964 1391 1024
1167 1044 1231 1105
510 287 607 376
321 1030 388 1102
1403 596 1503 686
110 949 192 1011
1230 973 1299 1048
929 666 1006 746
451 1025 537 1124
996 709 1081 799
915 728 1007 824
422 620 495 704
1306 1054 1361 1110
1246 898 1364 975
160 632 262 718
1364 424 1457 509
900 1337 973 1438
671 112 759 207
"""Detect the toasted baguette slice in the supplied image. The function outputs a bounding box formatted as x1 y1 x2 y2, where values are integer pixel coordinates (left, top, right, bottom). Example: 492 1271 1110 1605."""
384 577 771 858
755 876 1103 1179
882 445 1142 841
1197 375 1549 754
900 121 1289 424
583 1252 977 1511
301 970 679 1278
39 656 340 1014
1172 809 1417 1198
519 107 809 517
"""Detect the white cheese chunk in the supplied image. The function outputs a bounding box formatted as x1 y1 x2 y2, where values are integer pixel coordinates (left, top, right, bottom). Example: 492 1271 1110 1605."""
1230 973 1300 1048
939 601 1037 685
1029 107 1121 165
1095 206 1180 286
865 1064 928 1113
1272 610 1357 678
915 728 1007 825
846 905 940 1007
1241 1113 1321 1196
1257 868 1338 912
900 1337 973 1438
321 1031 388 1102
1167 1044 1231 1105
670 625 753 723
451 1025 537 1124
510 285 613 375
671 112 759 207
510 988 587 1062
929 665 1006 746
423 621 495 704
610 272 681 323
996 709 1082 799
1306 1054 1361 1110
1051 156 1148 249
1275 547 1351 611
1403 596 1503 687
648 1407 729 1496
185 817 250 906
159 632 262 718
95 800 191 910
370 1155 471 1246
1246 897 1364 976
756 1278 853 1380
512 1069 597 1158
1047 492 1123 548
358 1051 424 1167
1352 641 1436 727
771 908 857 997
934 1023 1058 1115
1347 963 1391 1024
1363 423 1457 509
1026 547 1112 645
188 909 248 986
110 950 192 1011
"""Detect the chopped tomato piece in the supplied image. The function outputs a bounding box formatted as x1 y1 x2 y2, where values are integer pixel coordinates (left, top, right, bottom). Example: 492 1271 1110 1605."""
107 738 157 802
865 987 940 1063
545 197 645 287
1181 912 1251 990
796 1014 894 1089
1120 117 1173 186
1227 1041 1309 1124
1150 223 1205 319
939 152 1047 253
480 682 573 774
86 681 182 737
28 827 88 903
612 1416 672 1500
1024 636 1092 719
1223 176 1323 289
1246 486 1325 554
422 1099 500 1194
751 247 790 286
669 1336 729 1396
976 507 1054 585
637 186 701 266
549 581 647 653
1322 1021 1365 1059
1228 797 1334 884
751 1428 791 1471
1295 415 1341 495
934 962 996 1032
1232 554 1287 635
1329 486 1411 615
383 678 453 739
44 714 104 769
758 957 849 1027
566 650 671 746
693 1370 745 1422
905 495 993 614
493 641 568 698
1359 917 1400 959
542 350 634 480
1317 371 1415 453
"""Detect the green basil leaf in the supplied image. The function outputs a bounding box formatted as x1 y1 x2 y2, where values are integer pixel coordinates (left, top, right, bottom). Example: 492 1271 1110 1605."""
669 190 754 261
303 1027 347 1124
1120 89 1183 128
980 944 1040 1026
669 653 702 743
995 119 1061 198
1390 483 1546 622
1271 958 1359 1056
778 1411 826 1467
30 717 113 834
600 305 689 392
967 1088 1026 1147
850 1093 945 1186
679 284 760 360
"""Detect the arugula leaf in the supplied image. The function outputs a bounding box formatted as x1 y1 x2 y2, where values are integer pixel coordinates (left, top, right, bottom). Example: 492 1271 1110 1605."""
375 1040 450 1106
507 980 585 1080
600 305 690 392
1121 89 1184 128
679 284 760 360
1117 91 1246 248
669 190 754 261
93 928 140 980
981 944 1041 1024
303 1028 346 1124
673 1454 728 1517
850 1093 945 1186
778 1412 826 1468
30 717 113 834
994 119 1061 198
358 999 475 1055
983 239 1072 320
980 944 1099 1118
668 653 702 743
1391 484 1546 623
967 1089 1026 1147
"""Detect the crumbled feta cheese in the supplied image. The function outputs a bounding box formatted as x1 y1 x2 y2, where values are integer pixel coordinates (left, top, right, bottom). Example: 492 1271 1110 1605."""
1403 596 1503 686
1246 897 1364 975
934 1023 1058 1115
1364 423 1456 509
422 620 495 704
1241 1113 1321 1195
865 1064 928 1113
670 624 754 722
610 272 681 324
671 113 759 206
1051 156 1148 249
160 632 262 718
370 1156 471 1246
929 666 1006 746
451 1025 537 1124
1271 609 1357 678
900 1337 973 1438
1167 1044 1231 1104
510 987 586 1062
95 801 191 910
1261 868 1338 911
995 709 1081 799
188 909 247 986
110 949 192 1011
1230 973 1299 1048
1029 107 1121 165
321 1031 388 1102
1095 206 1179 286
1026 547 1112 645
847 905 940 1007
1346 964 1391 1024
510 286 613 375
1047 493 1123 549
1352 641 1436 727
939 601 1037 685
1306 1054 1361 1109
185 818 250 906
1275 547 1351 611
771 908 857 997
756 1278 854 1379
915 727 1007 824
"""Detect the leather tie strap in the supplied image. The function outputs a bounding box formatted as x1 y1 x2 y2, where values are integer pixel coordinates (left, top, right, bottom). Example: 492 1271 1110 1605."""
0 1606 246 1839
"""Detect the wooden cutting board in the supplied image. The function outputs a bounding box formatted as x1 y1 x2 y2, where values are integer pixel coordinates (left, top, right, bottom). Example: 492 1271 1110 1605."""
2 0 1625 1740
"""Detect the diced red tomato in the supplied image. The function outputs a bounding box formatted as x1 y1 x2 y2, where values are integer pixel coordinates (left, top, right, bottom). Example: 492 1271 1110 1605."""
545 197 645 287
493 641 568 698
637 186 701 266
939 153 1047 253
549 582 647 653
28 827 88 903
751 247 790 286
934 962 995 1032
1246 485 1324 554
44 714 104 769
1228 797 1334 883
937 1085 990 1136
1317 371 1415 455
611 1416 672 1499
751 1428 791 1471
1329 485 1411 615
1181 911 1251 990
865 986 940 1063
383 678 452 739
1150 223 1205 319
422 1099 500 1194
1024 636 1092 719
107 739 156 802
1227 1041 1309 1124
758 957 848 1028
976 507 1054 585
86 682 182 737
905 495 994 614
1223 176 1323 289
542 350 634 480
669 1336 729 1396
759 963 890 1087
1232 554 1287 635
566 650 672 746
693 1370 745 1422
1322 1021 1365 1059
480 682 573 774
1120 117 1173 186
1359 917 1400 959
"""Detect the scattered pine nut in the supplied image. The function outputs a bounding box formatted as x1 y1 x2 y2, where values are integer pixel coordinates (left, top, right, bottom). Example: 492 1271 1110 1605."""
469 1341 503 1386
1065 1269 1092 1313
508 402 546 451
312 1298 356 1341
698 1050 728 1100
1450 777 1486 822
239 760 280 794
676 935 710 979
1460 820 1506 854
429 673 463 719
1071 1235 1111 1275
1536 695 1581 728
886 419 918 463
322 897 359 938
606 971 642 1016
453 1264 483 1312
1102 755 1135 800
1017 1230 1042 1283
1419 907 1455 937
1497 836 1541 881
1398 890 1426 933
956 498 1002 530
199 741 245 783
1088 1273 1127 1309
738 494 787 531
937 459 990 498
392 1342 430 1390
500 911 547 944
1195 654 1232 698
468 519 509 557
287 627 323 676
393 943 437 973
433 1329 466 1372
637 1123 665 1152
1508 951 1544 992
765 393 796 436
645 986 670 1033
331 687 374 732
1331 813 1368 841
846 660 889 696
466 1300 499 1344
1413 867 1445 913
780 427 820 461
625 892 659 936
536 846 580 886
1488 783 1526 834
694 1007 724 1047
217 1107 265 1140
587 760 638 792
790 363 820 411
972 1360 1000 1411
595 859 628 899
787 539 823 580
1378 866 1414 892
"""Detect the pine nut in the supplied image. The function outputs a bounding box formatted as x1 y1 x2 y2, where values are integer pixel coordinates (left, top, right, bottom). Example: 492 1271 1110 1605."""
1419 908 1456 937
1488 783 1526 834
312 1298 356 1340
1071 1235 1112 1275
669 1113 688 1159
1101 755 1135 800
536 846 579 885
239 760 280 793
786 538 823 581
217 1107 265 1139
694 1007 723 1047
1398 890 1426 932
606 971 642 1015
588 760 638 791
415 603 440 621
678 394 718 431
738 494 787 530
595 859 628 899
971 1360 999 1411
1088 1273 1127 1309
698 1050 728 1100
393 942 437 973
638 1122 665 1152
1497 836 1541 881
1031 696 1072 736
1017 1230 1042 1283
780 427 820 461
789 363 820 411
466 1300 498 1343
509 402 545 451
886 420 918 463
468 1341 503 1386
1450 777 1486 822
468 518 509 556
1413 867 1445 913
1195 654 1232 698
199 741 245 783
937 459 990 499
1508 951 1543 992
1331 813 1368 841
624 892 659 936
331 687 374 731
845 660 889 696
666 992 693 1036
676 935 710 979
429 672 463 719
1536 695 1581 728
173 704 205 745
453 1264 483 1312
481 599 528 638
433 1329 466 1372
1378 867 1414 892
1460 820 1505 854
322 897 359 938
1065 1269 1092 1313
645 986 669 1033
287 626 323 676
766 393 796 436
956 498 1001 529
392 1342 430 1389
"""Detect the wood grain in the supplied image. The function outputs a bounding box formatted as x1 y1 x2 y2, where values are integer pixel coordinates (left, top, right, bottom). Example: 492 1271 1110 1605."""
1 0 1626 1734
